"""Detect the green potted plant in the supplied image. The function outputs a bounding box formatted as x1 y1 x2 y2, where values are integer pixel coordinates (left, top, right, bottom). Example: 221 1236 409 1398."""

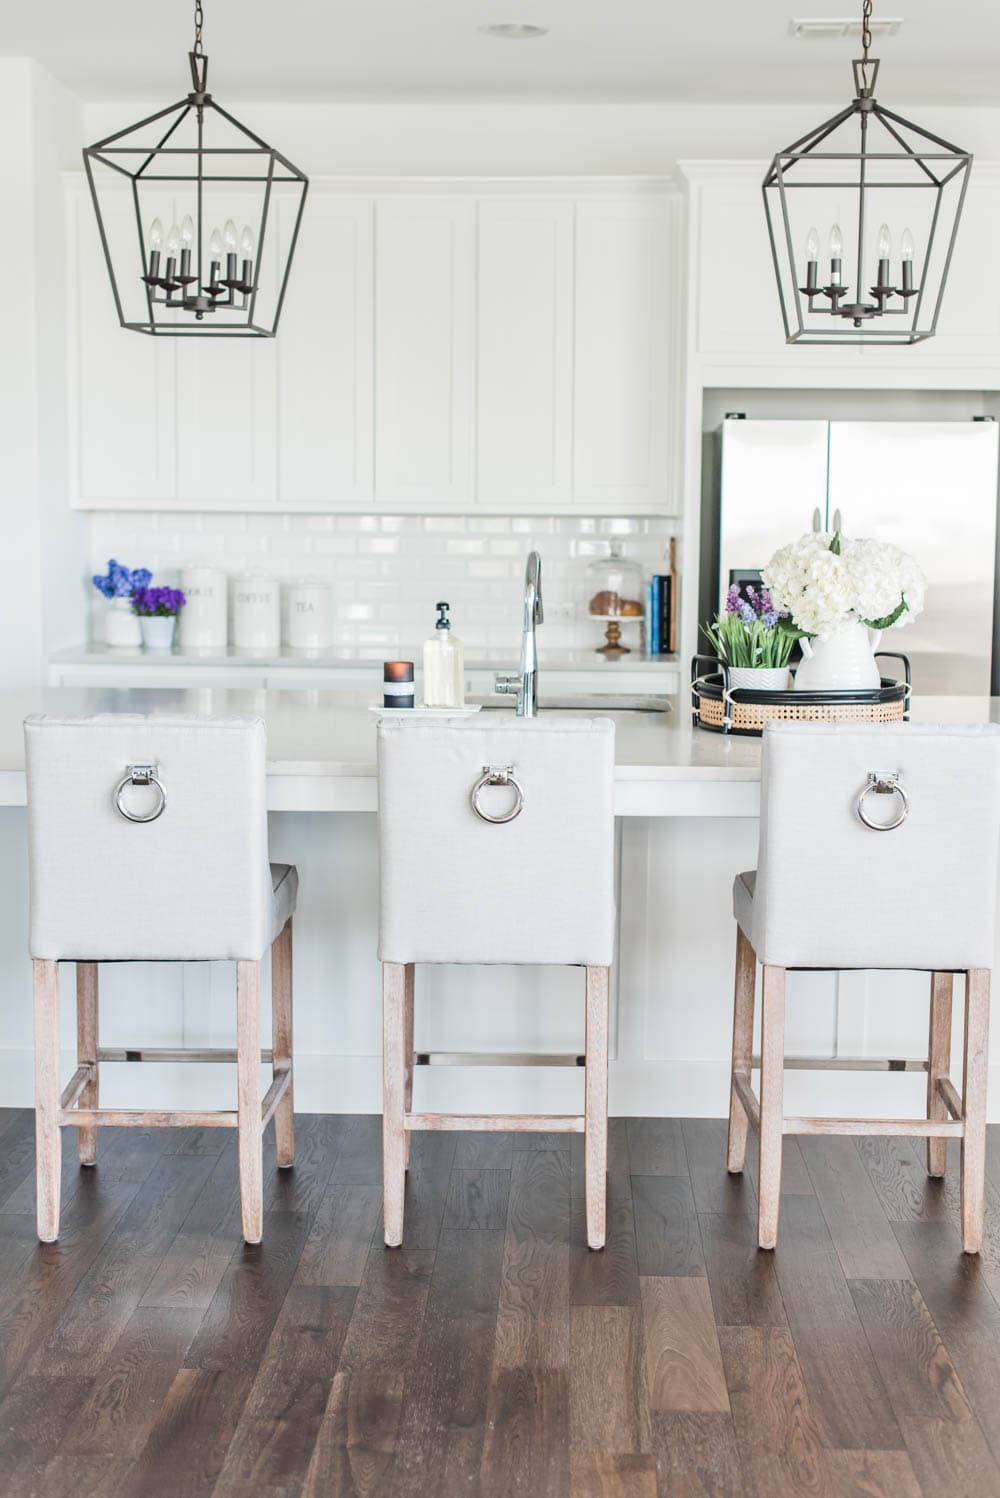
704 585 795 691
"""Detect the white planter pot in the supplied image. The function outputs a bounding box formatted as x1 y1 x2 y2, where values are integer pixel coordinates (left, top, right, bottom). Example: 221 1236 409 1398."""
140 615 177 652
794 622 882 692
726 665 790 693
103 597 142 649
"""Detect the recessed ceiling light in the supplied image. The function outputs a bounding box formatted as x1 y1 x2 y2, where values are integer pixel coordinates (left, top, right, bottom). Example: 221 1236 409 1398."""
790 17 902 38
480 22 550 39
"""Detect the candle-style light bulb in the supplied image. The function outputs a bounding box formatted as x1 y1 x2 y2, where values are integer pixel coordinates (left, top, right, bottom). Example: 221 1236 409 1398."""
877 223 892 258
828 222 844 286
224 219 238 252
180 214 194 247
900 227 915 293
240 224 255 257
805 226 820 262
166 223 181 254
148 217 163 252
209 227 224 259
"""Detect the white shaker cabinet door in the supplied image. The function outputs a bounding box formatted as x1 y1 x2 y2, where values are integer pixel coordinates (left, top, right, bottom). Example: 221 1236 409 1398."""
573 197 673 510
476 199 573 508
277 192 374 506
175 191 279 507
68 185 177 507
374 197 475 506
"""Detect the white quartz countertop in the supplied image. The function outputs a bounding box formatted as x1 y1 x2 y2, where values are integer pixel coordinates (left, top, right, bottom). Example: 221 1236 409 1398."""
2 686 996 816
51 644 680 673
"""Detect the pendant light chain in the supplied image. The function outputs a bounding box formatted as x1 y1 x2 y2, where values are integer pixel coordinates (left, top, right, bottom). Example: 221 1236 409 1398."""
193 0 205 58
860 0 873 91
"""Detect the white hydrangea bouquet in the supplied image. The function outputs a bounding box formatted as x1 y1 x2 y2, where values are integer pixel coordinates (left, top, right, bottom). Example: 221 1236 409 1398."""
762 532 926 691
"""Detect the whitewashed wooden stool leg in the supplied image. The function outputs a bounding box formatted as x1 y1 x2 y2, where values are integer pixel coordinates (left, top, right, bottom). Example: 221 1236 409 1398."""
961 969 991 1254
584 966 610 1251
272 919 294 1169
926 971 953 1178
403 964 414 1171
757 965 786 1251
727 929 756 1174
236 959 264 1244
76 962 99 1167
33 959 62 1243
382 962 407 1247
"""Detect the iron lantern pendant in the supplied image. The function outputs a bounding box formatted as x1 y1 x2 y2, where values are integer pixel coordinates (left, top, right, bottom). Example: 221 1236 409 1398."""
82 2 308 337
763 0 971 346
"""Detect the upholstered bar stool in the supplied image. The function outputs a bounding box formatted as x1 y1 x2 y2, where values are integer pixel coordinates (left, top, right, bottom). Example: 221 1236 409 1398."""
25 713 297 1245
378 716 615 1250
728 720 1000 1252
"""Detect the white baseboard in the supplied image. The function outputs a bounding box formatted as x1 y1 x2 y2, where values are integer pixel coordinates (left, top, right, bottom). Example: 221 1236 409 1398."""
2 1048 1000 1122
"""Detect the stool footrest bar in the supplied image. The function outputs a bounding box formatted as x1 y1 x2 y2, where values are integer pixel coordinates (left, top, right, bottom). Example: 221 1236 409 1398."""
750 1055 929 1073
414 1051 585 1068
60 1064 95 1111
96 1047 275 1064
783 1116 964 1138
60 1107 237 1128
260 1068 292 1129
732 1073 760 1132
936 1076 963 1121
404 1112 585 1133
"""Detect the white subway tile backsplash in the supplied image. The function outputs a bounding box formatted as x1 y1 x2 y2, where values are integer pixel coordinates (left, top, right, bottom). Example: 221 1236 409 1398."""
87 510 677 652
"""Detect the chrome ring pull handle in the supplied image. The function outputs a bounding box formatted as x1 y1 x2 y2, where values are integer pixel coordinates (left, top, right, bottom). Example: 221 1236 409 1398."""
857 769 909 832
114 763 166 824
471 764 524 825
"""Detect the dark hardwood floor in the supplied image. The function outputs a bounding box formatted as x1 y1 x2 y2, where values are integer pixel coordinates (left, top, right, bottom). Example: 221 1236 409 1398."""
1 1109 1000 1496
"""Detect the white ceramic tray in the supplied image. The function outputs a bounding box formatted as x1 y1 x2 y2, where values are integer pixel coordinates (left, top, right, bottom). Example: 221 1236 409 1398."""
368 704 482 717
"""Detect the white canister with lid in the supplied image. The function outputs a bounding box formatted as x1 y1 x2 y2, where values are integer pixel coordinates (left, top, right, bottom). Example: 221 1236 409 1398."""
232 572 281 652
285 578 333 650
178 564 228 649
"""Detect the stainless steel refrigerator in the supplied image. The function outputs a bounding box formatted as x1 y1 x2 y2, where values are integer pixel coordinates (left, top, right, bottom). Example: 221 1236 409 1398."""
716 417 1000 695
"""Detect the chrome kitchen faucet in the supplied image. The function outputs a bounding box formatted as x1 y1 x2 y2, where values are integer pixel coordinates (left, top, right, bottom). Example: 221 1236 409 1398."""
495 551 544 717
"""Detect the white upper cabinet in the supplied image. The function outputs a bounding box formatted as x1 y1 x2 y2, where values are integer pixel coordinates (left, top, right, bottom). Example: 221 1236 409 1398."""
68 184 177 506
277 193 374 506
476 199 573 507
901 165 1000 366
374 197 475 506
573 197 673 508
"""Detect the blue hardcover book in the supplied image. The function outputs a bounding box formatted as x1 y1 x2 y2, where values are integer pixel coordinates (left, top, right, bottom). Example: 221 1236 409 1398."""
645 581 654 652
650 576 661 655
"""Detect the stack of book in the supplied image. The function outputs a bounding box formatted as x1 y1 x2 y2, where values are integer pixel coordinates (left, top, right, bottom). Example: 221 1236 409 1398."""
645 539 677 656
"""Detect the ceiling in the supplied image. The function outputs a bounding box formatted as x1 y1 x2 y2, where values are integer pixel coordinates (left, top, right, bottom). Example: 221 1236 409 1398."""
2 0 998 104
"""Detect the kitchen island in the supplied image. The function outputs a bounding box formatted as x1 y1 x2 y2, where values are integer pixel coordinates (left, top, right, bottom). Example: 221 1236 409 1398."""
0 686 997 1121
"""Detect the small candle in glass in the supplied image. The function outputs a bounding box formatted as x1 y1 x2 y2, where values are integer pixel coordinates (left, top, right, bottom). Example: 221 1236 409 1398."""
384 661 415 709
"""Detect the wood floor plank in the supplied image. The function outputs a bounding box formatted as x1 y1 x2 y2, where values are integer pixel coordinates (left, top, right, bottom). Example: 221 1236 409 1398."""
453 1130 516 1169
0 1109 45 1209
480 1367 570 1498
823 1448 923 1498
570 1171 640 1309
892 1219 1000 1464
407 1129 458 1174
771 1196 903 1451
0 1372 94 1494
719 1325 833 1498
330 1115 382 1184
898 1414 1000 1498
293 1182 382 1289
640 1276 730 1415
263 1112 343 1219
443 1167 510 1230
302 1370 405 1498
649 1412 745 1498
139 1141 242 1311
847 1276 973 1424
627 1118 686 1176
631 1175 704 1277
389 1168 451 1251
569 1306 648 1454
494 1149 571 1371
569 1452 657 1498
699 1213 787 1329
183 1208 313 1374
799 1136 913 1281
857 1136 951 1224
212 1283 357 1497
681 1120 755 1218
337 1246 436 1378
117 1367 254 1498
390 1228 505 1498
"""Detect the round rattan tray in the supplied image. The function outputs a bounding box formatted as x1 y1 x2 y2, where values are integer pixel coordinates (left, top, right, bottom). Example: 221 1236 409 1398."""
690 652 911 737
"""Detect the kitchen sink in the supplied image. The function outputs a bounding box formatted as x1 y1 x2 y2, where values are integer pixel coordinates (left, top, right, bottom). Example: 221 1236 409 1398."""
473 693 671 713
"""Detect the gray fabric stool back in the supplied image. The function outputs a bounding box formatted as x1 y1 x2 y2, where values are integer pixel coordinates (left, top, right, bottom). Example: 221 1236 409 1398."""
728 720 1000 1252
23 713 297 1246
377 716 616 1250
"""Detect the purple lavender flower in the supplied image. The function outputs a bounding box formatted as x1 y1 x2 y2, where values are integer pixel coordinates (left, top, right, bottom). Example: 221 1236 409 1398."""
92 559 153 600
762 609 779 627
739 601 756 626
725 584 742 614
132 586 186 618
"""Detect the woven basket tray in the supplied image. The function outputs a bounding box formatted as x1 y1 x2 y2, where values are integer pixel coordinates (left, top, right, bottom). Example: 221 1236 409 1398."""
690 653 911 737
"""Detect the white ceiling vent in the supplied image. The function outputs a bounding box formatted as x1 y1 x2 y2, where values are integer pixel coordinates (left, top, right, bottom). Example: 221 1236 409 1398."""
790 17 903 39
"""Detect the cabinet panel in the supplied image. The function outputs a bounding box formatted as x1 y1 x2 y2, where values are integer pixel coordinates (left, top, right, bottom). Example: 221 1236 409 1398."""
277 193 374 505
573 198 672 508
476 200 573 507
374 198 475 506
69 186 177 506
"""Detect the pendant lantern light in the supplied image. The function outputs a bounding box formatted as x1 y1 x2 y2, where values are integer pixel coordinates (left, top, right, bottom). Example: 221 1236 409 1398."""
82 0 308 337
763 0 971 345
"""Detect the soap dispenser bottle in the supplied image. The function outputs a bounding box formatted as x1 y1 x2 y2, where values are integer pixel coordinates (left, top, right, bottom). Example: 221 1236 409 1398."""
422 601 465 708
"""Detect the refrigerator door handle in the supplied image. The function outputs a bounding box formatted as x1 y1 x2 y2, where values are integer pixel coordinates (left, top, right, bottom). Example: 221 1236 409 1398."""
812 507 822 533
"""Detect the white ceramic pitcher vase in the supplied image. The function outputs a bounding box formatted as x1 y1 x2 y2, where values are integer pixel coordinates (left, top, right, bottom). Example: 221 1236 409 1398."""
793 621 882 692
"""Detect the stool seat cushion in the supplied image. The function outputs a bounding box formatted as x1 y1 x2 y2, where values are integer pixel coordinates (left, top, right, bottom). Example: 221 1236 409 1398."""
733 870 756 938
269 864 298 943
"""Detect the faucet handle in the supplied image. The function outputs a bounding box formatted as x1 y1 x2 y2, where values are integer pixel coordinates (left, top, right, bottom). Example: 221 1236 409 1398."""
494 672 520 697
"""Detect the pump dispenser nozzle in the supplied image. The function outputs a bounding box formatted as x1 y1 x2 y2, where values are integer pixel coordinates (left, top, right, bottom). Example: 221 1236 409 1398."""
435 601 451 631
